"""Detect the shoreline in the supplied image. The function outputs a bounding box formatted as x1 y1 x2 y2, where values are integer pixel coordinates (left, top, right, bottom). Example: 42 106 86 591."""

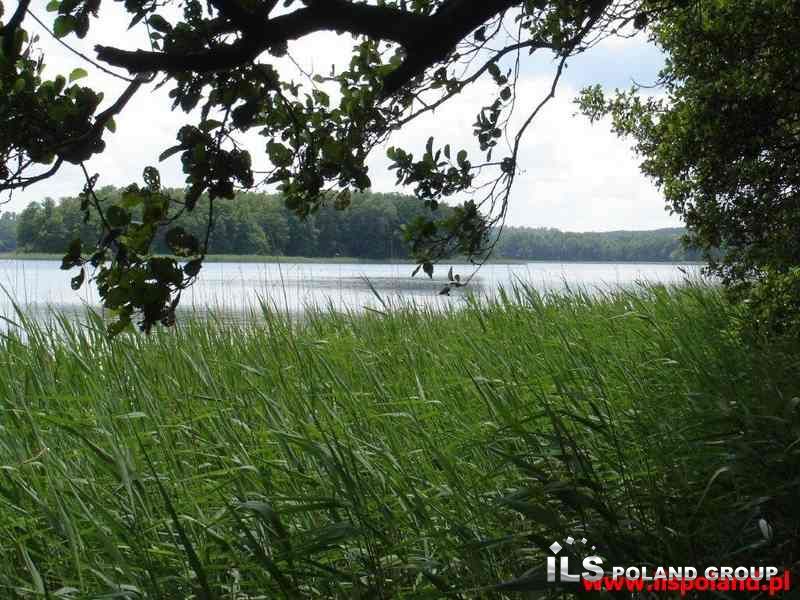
0 252 703 265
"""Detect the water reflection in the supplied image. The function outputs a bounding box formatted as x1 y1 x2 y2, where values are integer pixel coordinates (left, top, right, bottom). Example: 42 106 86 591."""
0 259 701 322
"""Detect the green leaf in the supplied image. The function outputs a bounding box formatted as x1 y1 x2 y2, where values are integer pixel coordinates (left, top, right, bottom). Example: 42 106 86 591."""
333 189 351 210
19 546 45 595
46 1 60 12
142 195 167 224
121 223 154 253
158 145 183 162
199 119 223 132
166 227 199 256
53 75 66 94
58 0 82 15
183 259 203 278
148 14 172 33
53 15 75 38
149 257 182 286
107 313 132 337
120 186 144 208
143 166 161 192
69 67 88 82
61 238 82 270
105 205 130 228
267 141 293 167
104 117 116 132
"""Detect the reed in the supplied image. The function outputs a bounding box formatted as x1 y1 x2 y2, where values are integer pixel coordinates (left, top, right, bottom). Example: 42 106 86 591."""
0 282 795 598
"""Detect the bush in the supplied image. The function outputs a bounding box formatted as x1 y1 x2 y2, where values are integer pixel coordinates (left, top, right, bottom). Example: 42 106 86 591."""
740 268 800 339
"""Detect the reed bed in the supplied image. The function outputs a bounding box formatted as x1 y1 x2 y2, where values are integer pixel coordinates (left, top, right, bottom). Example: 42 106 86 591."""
0 283 796 598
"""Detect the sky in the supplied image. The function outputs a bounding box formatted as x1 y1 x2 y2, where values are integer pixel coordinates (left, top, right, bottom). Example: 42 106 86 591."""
8 1 682 233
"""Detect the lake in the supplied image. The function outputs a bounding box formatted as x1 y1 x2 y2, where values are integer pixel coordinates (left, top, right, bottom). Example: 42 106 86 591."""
0 259 702 323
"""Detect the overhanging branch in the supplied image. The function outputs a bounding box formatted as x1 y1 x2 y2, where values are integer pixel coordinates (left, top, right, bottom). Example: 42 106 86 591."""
381 0 519 97
1 0 32 58
95 0 523 98
96 0 430 74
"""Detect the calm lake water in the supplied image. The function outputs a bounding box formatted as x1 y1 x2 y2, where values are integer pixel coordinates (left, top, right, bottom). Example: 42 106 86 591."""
0 259 701 322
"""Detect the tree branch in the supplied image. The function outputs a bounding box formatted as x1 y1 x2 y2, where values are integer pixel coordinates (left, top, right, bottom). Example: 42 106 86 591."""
382 0 519 97
391 39 551 129
0 158 63 192
26 9 135 82
95 0 522 98
1 0 32 58
0 0 31 34
96 0 430 73
207 0 257 32
54 72 149 158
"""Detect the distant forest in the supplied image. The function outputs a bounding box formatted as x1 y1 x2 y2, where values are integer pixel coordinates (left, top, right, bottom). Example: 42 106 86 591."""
0 189 699 261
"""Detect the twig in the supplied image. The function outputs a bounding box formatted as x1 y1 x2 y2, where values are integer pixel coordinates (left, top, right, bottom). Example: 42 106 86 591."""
26 9 137 83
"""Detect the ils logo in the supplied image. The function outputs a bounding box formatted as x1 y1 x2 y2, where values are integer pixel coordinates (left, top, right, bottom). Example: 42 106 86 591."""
547 536 604 583
542 534 792 595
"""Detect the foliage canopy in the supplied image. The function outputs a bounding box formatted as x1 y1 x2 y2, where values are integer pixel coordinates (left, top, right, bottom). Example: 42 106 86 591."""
0 0 682 332
578 0 800 330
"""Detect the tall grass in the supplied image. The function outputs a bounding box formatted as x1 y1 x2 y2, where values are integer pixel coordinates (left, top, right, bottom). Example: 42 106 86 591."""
0 283 796 598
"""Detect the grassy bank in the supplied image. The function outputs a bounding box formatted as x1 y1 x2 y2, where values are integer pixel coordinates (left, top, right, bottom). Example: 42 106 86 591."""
0 284 797 598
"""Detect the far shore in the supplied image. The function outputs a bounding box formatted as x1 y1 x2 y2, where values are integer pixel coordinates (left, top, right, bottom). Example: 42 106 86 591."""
0 252 702 265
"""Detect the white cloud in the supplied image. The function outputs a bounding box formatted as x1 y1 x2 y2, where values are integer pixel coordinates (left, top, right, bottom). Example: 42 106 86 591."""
368 75 678 231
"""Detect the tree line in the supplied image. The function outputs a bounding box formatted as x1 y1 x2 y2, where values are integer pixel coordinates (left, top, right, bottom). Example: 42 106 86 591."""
0 189 697 262
495 226 699 262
